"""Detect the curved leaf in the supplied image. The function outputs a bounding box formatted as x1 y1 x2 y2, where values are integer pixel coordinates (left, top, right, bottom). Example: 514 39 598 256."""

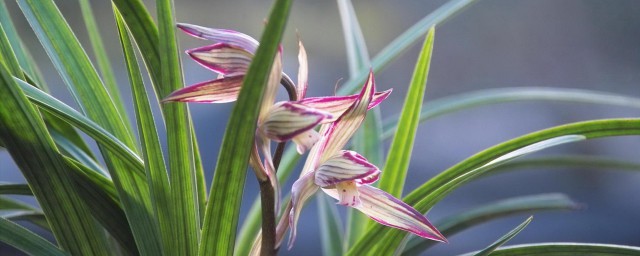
471 216 533 256
348 119 640 255
487 243 640 255
0 217 67 256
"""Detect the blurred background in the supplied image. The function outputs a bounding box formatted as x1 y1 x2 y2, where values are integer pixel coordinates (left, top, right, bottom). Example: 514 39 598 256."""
1 0 639 255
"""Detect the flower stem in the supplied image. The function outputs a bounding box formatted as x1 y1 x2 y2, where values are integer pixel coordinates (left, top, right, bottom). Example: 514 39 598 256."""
258 177 277 256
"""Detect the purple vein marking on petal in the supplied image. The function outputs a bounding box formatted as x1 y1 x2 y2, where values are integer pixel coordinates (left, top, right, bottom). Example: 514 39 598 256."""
162 76 244 103
186 43 253 75
263 102 333 141
177 23 259 53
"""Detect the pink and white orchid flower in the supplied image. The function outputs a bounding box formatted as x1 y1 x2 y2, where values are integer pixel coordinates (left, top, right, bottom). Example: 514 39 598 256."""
288 71 446 248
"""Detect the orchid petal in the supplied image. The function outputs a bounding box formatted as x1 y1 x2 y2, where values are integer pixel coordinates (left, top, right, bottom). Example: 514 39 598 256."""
317 70 376 163
288 172 319 248
292 129 320 154
323 185 446 242
258 51 283 122
177 23 259 53
162 76 243 103
335 181 361 207
297 39 308 99
298 89 391 122
186 43 253 76
314 150 380 187
261 102 332 142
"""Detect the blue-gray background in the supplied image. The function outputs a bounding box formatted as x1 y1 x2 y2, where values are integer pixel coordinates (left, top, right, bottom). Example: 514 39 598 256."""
1 0 639 255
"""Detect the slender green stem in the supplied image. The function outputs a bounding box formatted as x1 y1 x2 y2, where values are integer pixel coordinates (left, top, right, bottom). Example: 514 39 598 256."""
258 178 277 256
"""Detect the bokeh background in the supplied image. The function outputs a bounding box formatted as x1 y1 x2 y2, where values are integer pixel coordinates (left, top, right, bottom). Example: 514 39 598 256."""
1 0 639 255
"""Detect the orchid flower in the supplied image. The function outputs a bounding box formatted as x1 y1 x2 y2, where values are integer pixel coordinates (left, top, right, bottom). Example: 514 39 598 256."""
164 23 392 154
287 71 446 248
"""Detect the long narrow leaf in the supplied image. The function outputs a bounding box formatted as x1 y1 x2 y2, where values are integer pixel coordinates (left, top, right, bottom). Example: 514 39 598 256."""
0 217 67 256
317 193 344 256
487 243 640 255
157 0 201 253
337 0 477 95
349 119 640 255
2 211 50 232
78 0 131 135
0 184 32 195
378 27 435 197
0 63 109 255
383 87 640 138
199 0 293 254
402 194 579 256
471 216 533 256
115 8 172 255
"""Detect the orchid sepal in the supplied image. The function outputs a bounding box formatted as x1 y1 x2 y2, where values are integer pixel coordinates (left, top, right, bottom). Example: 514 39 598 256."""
314 150 380 187
186 43 253 76
297 89 392 123
260 101 333 142
162 76 243 103
177 23 259 53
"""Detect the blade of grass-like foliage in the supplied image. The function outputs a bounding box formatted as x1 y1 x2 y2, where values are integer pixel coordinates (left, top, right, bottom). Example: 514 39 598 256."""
470 216 533 256
193 130 206 224
3 211 50 232
78 0 131 135
378 27 434 198
115 8 173 255
157 0 201 253
337 0 477 95
0 184 31 195
0 217 67 256
51 130 108 177
494 155 640 174
383 87 640 138
336 0 380 249
402 193 579 256
18 2 162 253
0 20 92 158
0 64 110 255
111 0 161 90
0 1 46 88
348 119 640 255
63 156 138 255
199 0 292 254
487 243 640 255
16 78 144 175
0 196 36 210
235 145 301 256
18 0 136 149
317 193 345 256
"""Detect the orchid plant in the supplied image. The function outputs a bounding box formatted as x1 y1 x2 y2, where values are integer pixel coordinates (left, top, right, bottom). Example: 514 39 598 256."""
1 0 639 256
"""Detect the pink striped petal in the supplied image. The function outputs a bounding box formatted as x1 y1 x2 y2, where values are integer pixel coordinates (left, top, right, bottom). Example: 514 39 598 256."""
177 23 258 53
289 173 319 248
260 102 333 142
162 76 243 103
323 185 447 242
258 51 283 123
296 40 308 99
316 71 376 163
186 43 253 76
298 89 391 122
314 150 380 187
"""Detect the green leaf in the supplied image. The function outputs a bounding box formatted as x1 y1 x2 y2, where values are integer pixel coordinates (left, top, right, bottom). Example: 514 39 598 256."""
494 155 640 174
111 0 161 92
337 0 478 95
349 118 640 255
156 0 201 254
487 243 640 255
18 0 136 149
51 130 108 177
16 78 144 176
471 216 533 256
17 2 162 253
198 0 292 254
317 193 345 256
0 183 32 195
0 217 67 256
378 27 435 198
0 196 36 210
2 211 50 232
63 156 138 255
402 194 579 256
0 63 110 255
114 8 172 255
0 1 46 88
383 87 640 138
78 0 131 137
